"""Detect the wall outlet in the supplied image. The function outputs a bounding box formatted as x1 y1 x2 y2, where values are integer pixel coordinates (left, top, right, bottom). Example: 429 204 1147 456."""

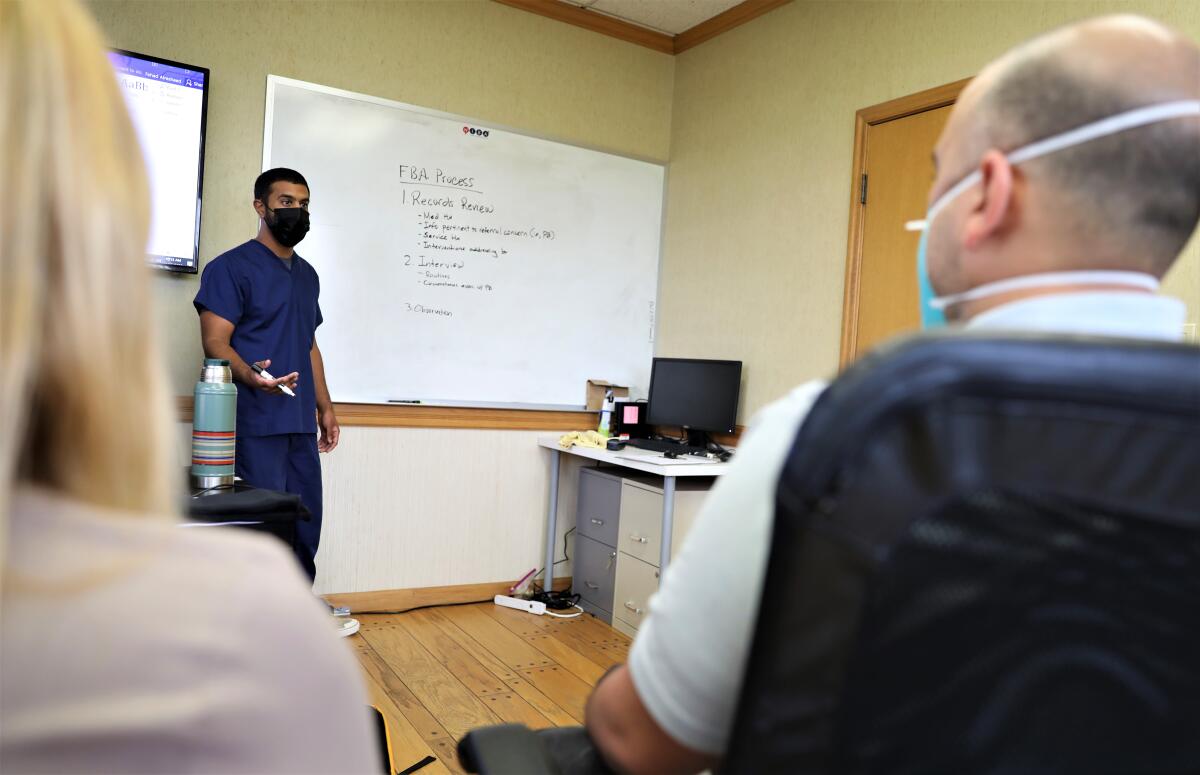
1184 323 1197 343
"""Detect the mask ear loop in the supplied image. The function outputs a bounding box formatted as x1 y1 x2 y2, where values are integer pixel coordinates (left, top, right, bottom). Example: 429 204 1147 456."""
906 99 1200 235
1006 99 1200 166
929 270 1160 310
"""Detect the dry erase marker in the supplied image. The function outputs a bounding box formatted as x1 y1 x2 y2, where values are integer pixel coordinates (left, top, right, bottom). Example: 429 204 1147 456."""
250 362 296 397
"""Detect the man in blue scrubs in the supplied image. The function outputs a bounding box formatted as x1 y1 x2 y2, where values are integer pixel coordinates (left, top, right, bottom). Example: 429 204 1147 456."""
194 168 339 583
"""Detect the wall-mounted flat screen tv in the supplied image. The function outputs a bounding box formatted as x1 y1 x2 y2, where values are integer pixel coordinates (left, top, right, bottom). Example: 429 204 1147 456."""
108 49 210 273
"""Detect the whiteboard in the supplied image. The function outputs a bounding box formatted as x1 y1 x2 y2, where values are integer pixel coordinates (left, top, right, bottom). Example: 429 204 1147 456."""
263 77 664 408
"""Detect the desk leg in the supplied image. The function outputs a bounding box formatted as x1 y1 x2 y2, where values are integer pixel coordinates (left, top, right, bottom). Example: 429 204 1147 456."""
659 476 676 572
544 449 561 590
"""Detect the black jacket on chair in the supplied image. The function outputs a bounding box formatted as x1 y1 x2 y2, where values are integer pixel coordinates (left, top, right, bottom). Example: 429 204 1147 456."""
725 333 1200 774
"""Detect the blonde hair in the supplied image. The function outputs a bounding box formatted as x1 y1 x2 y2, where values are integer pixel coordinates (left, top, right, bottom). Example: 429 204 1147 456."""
0 0 178 563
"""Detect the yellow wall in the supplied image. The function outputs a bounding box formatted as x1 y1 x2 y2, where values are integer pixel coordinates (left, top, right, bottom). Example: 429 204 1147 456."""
660 0 1200 419
89 0 1199 593
89 0 675 392
91 0 1198 413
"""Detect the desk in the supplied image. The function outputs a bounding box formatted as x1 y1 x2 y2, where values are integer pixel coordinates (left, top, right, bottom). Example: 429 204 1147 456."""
538 436 729 585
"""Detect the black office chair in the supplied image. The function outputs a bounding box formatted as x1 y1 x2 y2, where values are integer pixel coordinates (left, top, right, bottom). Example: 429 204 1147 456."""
183 481 311 561
460 333 1200 775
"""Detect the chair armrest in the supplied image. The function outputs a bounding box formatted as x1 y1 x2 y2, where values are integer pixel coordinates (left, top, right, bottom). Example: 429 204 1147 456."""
458 724 560 775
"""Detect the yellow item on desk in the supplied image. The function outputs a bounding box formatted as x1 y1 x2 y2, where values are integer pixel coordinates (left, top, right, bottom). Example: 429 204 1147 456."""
558 430 608 450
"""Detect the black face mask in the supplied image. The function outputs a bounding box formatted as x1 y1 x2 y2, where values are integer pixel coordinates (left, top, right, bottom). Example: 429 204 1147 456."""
263 205 310 248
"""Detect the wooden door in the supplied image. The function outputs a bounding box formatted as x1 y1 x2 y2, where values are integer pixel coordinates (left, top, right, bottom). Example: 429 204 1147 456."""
840 80 969 366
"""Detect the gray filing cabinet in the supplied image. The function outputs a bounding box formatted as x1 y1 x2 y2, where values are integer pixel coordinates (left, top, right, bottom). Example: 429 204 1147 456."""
611 478 708 638
573 468 623 623
572 467 711 629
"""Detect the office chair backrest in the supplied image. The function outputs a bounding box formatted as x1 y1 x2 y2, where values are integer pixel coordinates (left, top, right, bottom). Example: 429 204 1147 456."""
723 334 1200 774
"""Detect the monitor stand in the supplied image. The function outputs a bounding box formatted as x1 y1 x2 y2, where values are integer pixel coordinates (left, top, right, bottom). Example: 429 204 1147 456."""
683 427 712 450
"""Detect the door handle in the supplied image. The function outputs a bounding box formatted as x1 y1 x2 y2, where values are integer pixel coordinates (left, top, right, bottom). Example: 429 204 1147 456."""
624 601 645 615
590 518 604 526
585 581 601 590
629 534 648 543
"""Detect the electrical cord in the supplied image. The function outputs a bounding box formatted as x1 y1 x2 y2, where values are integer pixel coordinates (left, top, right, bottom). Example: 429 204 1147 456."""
355 596 584 619
531 526 576 581
349 598 494 616
530 587 582 611
559 525 575 564
707 438 734 462
349 528 581 616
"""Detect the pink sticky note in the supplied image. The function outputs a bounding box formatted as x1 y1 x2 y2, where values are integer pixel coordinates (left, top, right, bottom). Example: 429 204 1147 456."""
623 406 639 424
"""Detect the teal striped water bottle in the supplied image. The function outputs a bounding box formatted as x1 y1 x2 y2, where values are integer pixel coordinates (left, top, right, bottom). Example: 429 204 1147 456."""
190 358 237 490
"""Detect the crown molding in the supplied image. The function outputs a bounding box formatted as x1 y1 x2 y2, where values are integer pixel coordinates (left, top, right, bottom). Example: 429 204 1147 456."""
493 0 793 55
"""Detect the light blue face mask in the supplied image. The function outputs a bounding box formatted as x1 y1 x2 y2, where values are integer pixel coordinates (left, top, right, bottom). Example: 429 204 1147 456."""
910 99 1200 328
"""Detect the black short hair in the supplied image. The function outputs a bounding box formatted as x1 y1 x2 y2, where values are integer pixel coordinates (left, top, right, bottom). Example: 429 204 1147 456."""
254 168 309 203
981 56 1200 275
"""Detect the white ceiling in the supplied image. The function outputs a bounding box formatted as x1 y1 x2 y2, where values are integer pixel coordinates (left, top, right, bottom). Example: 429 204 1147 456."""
559 0 744 36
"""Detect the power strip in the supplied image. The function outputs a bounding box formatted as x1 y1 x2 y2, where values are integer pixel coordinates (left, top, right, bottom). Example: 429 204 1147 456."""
494 594 546 616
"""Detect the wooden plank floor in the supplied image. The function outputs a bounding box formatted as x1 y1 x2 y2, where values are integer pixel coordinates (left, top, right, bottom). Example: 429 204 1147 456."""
352 603 631 774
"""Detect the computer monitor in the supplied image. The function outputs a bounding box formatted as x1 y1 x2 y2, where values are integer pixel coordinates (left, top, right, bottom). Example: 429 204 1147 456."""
107 49 210 273
646 358 742 444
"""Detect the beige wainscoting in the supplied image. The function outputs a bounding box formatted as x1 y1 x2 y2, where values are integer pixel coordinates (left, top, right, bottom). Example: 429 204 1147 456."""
177 423 597 595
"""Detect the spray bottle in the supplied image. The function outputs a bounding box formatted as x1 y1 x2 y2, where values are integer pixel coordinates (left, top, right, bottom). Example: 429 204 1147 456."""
598 388 614 437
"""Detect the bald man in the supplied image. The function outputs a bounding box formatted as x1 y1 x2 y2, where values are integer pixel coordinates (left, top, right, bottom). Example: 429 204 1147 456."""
583 15 1200 775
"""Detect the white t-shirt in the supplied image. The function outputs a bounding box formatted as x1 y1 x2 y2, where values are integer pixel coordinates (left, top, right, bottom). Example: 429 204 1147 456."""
628 292 1188 755
1 487 380 774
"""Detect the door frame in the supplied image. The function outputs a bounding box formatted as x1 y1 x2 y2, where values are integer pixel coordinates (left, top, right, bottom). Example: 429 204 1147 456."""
839 77 972 368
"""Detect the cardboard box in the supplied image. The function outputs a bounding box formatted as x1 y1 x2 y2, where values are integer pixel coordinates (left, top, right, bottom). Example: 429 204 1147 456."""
585 380 629 411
